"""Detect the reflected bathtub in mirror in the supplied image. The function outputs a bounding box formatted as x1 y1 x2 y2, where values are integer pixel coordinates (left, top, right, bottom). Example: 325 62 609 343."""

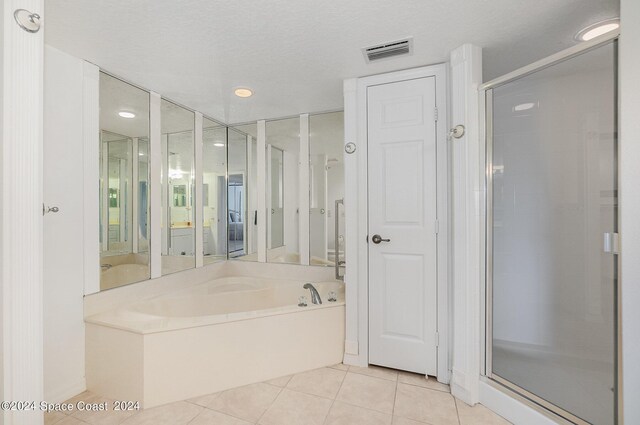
99 72 151 290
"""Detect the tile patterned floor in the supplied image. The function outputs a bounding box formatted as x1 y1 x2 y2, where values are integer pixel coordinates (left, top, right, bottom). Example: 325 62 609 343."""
47 365 511 425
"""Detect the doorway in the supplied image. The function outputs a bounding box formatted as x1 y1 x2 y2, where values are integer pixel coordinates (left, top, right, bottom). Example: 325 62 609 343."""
366 74 443 376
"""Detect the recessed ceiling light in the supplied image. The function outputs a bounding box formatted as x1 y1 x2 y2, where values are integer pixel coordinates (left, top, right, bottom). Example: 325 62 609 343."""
234 88 253 98
118 111 136 119
214 143 225 147
513 102 535 112
169 170 184 179
576 18 619 41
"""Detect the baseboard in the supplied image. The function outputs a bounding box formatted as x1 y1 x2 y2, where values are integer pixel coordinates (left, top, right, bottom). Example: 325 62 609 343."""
45 378 87 404
450 368 478 405
344 340 359 356
342 353 367 367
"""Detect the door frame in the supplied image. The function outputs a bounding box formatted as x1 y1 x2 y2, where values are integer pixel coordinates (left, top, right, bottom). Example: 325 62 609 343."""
343 63 450 383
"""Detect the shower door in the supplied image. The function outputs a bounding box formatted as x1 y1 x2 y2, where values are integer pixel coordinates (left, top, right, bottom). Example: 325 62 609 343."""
487 41 617 425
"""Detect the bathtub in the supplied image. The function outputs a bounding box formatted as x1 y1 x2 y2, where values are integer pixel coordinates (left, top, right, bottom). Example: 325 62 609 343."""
85 276 345 408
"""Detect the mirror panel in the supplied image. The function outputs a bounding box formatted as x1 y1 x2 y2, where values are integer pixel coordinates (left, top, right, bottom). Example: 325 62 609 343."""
266 117 300 264
309 111 345 268
99 72 150 290
228 123 257 259
138 138 150 254
161 99 195 275
269 147 285 249
203 118 227 264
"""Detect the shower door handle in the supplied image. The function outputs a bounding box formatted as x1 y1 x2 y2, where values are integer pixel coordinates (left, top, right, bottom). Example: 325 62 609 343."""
603 232 620 254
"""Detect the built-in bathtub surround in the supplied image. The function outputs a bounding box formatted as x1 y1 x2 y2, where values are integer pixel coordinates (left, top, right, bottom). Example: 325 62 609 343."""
85 275 344 407
84 260 336 316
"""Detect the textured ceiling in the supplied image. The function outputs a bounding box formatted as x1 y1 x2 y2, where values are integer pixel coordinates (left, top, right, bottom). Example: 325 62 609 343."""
45 0 618 124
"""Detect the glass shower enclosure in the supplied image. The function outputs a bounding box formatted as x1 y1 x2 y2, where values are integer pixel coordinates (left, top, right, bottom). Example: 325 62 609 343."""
486 40 618 425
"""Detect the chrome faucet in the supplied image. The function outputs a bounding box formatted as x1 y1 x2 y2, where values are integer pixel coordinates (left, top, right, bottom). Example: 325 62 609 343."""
101 264 112 271
303 283 322 305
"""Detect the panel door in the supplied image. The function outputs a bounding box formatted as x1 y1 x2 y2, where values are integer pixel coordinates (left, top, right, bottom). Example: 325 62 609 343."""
367 77 438 375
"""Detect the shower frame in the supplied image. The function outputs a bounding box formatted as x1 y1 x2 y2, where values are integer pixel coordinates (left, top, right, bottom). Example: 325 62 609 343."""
480 30 622 425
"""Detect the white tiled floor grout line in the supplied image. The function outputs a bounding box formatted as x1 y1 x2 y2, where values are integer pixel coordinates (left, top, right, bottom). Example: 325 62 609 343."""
254 383 284 425
392 375 399 419
320 364 349 425
454 396 462 425
53 365 510 425
184 399 211 425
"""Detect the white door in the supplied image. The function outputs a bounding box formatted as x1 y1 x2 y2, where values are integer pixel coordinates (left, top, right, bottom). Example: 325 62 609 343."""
367 77 438 375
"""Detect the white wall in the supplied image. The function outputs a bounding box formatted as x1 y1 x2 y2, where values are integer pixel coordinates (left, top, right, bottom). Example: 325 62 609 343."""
2 1 45 423
620 1 640 422
0 2 5 416
449 44 482 405
43 45 89 402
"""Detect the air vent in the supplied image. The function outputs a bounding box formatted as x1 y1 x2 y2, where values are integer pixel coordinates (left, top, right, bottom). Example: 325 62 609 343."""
362 37 413 63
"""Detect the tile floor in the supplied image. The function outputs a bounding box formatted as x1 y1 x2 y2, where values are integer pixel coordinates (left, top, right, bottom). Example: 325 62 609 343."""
47 365 511 425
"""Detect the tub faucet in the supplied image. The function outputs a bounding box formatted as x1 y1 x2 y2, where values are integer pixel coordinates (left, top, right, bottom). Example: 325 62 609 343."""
303 283 322 305
101 264 112 271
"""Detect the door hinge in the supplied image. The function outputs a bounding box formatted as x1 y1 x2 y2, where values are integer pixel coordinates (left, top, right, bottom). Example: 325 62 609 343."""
435 332 440 347
434 219 439 235
434 107 439 122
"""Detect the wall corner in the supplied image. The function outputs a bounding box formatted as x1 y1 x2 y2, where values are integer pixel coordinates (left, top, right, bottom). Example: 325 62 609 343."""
448 43 483 406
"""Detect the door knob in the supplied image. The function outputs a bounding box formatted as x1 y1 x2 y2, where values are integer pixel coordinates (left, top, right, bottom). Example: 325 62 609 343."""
371 234 390 244
42 204 60 215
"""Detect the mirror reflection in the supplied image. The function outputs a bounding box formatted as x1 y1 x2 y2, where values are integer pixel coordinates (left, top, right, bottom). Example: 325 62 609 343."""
161 100 195 275
203 118 227 264
97 70 345 293
99 72 151 290
310 112 345 269
269 147 285 249
266 118 301 264
228 124 258 259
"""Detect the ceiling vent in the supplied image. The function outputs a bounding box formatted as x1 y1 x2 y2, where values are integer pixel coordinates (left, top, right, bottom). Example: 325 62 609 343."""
362 37 413 63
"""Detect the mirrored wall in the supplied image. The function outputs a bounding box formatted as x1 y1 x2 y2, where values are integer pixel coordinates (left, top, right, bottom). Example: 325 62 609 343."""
203 119 228 264
228 123 258 259
161 100 196 275
266 117 300 264
96 70 345 292
310 111 345 270
99 73 150 291
257 113 346 269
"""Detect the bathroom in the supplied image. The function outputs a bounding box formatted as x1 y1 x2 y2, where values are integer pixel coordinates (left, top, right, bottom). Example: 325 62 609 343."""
1 1 639 425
